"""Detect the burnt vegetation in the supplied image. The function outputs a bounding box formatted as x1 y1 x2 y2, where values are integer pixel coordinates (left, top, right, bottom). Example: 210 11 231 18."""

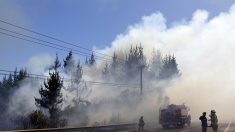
0 46 180 130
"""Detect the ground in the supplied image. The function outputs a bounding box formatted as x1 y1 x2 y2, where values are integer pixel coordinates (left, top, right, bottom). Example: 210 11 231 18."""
124 121 234 132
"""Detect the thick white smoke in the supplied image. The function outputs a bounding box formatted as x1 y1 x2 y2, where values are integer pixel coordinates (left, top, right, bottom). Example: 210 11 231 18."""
8 3 235 127
7 54 53 116
95 4 235 122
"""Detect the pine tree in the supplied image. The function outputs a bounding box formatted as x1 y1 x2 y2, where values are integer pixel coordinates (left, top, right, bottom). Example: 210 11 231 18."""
159 54 180 79
150 49 162 79
68 60 91 104
16 68 27 86
89 52 96 66
6 73 13 88
29 110 50 128
35 55 63 128
85 57 89 65
169 55 180 76
63 51 75 74
13 68 18 86
0 80 2 97
50 54 61 72
2 75 7 87
124 45 146 79
70 60 87 103
69 60 83 90
102 62 109 78
111 52 118 72
73 61 83 84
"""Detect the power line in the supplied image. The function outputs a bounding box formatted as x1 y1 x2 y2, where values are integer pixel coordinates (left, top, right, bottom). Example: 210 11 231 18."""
0 27 112 61
0 72 139 88
0 19 125 62
0 69 139 87
0 31 111 62
0 72 46 80
0 69 47 78
85 80 138 86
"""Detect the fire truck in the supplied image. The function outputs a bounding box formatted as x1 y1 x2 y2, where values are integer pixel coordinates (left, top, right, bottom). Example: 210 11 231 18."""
159 104 191 129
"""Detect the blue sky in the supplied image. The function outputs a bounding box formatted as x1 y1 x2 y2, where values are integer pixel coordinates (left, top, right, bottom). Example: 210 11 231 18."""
0 0 235 71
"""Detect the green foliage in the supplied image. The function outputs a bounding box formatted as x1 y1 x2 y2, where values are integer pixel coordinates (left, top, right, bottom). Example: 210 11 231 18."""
50 54 61 71
89 52 96 66
149 49 163 79
159 54 180 79
16 68 27 85
0 68 28 130
64 51 75 74
0 68 27 100
102 62 109 78
101 46 180 84
35 55 64 128
62 100 90 126
0 47 181 130
124 45 146 79
73 61 83 83
29 110 50 129
35 71 63 127
6 73 13 88
85 57 89 65
111 52 118 71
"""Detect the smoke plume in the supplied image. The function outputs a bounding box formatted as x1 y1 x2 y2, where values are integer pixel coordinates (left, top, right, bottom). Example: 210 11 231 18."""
3 3 235 130
95 4 235 122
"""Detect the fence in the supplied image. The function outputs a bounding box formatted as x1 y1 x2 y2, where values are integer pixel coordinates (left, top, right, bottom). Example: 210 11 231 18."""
5 123 137 132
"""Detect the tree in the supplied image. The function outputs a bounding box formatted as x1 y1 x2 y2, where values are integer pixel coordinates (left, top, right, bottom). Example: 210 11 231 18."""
159 54 180 79
73 61 83 84
150 49 162 79
13 68 18 86
85 57 89 65
102 52 120 80
35 55 63 128
16 68 27 86
64 51 75 74
2 75 7 88
102 62 109 78
124 45 146 79
110 52 119 75
67 60 83 94
29 110 50 129
68 60 91 104
89 52 96 66
50 54 61 72
6 73 13 88
111 52 118 70
0 68 28 130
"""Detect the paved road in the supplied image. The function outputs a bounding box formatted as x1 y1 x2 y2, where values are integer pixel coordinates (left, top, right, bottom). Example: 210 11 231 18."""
127 121 235 132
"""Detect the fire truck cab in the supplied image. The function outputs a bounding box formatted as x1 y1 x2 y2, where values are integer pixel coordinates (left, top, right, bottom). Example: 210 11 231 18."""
159 104 191 129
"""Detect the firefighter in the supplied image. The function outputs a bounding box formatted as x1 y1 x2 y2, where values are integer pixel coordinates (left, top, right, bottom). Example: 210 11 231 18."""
209 110 218 132
138 116 145 131
187 114 191 126
199 112 208 132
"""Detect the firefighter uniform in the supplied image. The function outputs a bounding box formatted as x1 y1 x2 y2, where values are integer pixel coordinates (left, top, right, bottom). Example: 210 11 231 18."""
199 112 208 132
210 110 218 132
138 116 145 131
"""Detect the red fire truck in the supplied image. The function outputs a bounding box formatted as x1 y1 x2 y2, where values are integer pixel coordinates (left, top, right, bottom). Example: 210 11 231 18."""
159 104 191 129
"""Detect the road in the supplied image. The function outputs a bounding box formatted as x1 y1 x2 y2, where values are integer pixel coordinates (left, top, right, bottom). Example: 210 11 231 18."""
127 121 235 132
5 121 234 132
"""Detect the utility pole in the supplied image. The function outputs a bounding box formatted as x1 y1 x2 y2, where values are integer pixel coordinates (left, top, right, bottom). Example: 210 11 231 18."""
140 66 143 95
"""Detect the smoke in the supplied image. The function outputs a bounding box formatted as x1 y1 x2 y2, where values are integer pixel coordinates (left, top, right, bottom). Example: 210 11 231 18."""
4 3 235 129
27 54 54 74
7 54 53 116
95 4 235 122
